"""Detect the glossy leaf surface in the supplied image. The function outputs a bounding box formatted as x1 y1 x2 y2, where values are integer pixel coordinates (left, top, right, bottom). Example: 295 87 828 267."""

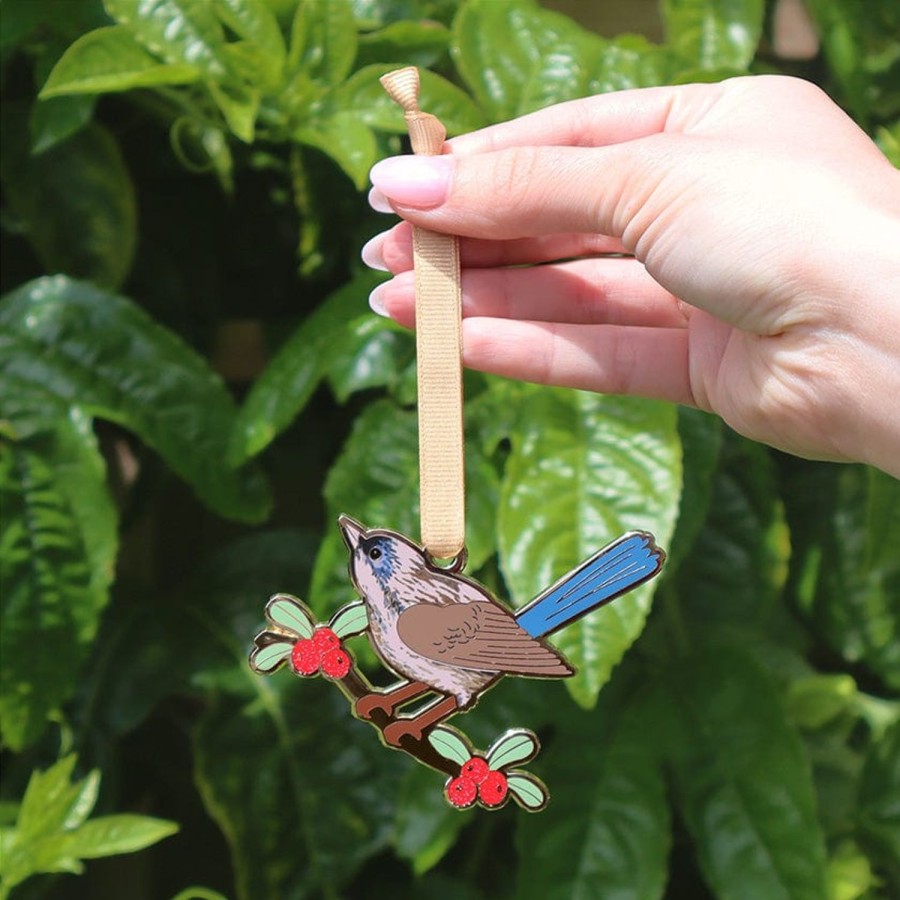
40 26 200 97
0 414 116 750
661 641 828 900
517 690 669 899
498 387 681 707
1 120 136 290
661 0 765 69
0 277 270 522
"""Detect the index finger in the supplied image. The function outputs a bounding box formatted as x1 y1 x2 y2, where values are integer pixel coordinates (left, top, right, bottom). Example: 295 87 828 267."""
446 83 711 155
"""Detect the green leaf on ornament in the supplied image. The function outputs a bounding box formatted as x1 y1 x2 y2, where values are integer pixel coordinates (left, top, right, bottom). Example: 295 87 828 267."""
428 727 472 766
266 594 314 638
249 641 292 673
330 602 369 639
487 730 539 770
506 774 547 811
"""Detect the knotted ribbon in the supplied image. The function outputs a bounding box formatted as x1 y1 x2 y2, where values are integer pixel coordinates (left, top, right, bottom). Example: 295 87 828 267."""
380 67 465 563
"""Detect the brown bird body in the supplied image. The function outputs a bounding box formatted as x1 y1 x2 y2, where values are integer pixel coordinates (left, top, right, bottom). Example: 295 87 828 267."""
340 517 572 712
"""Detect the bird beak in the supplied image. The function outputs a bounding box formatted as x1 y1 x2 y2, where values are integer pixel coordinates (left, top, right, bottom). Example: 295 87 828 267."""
338 514 366 552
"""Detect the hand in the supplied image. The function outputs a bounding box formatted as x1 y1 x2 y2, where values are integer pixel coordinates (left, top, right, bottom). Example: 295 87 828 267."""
362 76 900 477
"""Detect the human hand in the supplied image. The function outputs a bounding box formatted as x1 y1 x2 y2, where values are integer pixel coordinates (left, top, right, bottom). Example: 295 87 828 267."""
361 76 900 478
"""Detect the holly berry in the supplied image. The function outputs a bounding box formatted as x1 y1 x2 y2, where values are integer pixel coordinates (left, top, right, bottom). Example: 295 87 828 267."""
446 775 477 808
290 638 321 675
478 770 509 807
313 627 340 654
321 647 351 679
461 756 490 785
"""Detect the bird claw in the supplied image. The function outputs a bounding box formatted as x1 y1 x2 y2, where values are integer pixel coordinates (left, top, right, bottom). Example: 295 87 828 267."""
355 692 396 721
382 719 424 747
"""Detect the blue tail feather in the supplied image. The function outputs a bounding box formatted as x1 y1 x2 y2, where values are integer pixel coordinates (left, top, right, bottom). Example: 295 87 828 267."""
515 533 665 639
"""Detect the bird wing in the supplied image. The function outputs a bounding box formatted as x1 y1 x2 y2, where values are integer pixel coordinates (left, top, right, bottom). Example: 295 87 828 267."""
397 601 574 676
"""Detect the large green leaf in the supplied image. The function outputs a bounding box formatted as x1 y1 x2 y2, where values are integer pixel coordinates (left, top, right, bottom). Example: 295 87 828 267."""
660 640 828 900
287 0 356 85
295 112 378 188
672 432 790 631
0 277 270 523
1 117 136 290
516 688 670 900
587 34 673 93
0 413 116 751
804 0 900 126
497 387 681 708
786 463 900 690
325 315 415 403
355 20 451 69
103 0 230 77
212 0 285 87
39 26 200 98
230 271 386 464
310 398 499 618
660 0 765 70
452 0 585 119
451 0 668 120
30 95 97 155
0 755 177 897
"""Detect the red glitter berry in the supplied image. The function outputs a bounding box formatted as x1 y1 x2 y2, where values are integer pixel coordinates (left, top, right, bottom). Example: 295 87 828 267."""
290 639 321 676
478 770 509 807
321 647 351 679
461 756 490 785
313 627 340 654
446 775 477 808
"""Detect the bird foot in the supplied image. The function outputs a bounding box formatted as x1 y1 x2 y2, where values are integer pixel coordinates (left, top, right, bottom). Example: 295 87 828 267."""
381 695 460 747
354 692 396 721
382 718 426 747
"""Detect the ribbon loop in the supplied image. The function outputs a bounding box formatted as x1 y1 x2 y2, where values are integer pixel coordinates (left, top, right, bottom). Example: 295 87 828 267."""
380 67 465 561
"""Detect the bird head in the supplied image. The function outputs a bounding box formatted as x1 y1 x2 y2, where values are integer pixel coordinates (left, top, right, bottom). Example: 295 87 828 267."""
338 515 427 603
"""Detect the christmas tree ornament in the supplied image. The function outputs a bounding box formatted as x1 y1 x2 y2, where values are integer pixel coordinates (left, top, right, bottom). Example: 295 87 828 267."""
249 67 666 811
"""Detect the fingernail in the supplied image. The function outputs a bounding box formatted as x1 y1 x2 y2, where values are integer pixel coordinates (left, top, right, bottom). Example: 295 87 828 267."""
368 283 390 317
361 233 388 271
369 155 452 208
368 187 393 214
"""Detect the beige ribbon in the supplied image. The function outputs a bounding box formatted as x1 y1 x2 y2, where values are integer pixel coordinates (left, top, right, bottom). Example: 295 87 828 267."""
380 67 465 562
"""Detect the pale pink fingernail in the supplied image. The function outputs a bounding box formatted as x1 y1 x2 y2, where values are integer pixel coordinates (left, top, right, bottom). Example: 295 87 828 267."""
361 233 389 271
368 283 390 317
369 155 453 208
368 187 393 214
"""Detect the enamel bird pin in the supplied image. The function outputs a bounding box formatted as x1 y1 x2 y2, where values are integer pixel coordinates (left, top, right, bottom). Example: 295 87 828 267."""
249 516 665 811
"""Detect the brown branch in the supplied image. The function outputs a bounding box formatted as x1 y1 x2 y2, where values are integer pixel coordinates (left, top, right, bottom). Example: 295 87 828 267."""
332 667 460 777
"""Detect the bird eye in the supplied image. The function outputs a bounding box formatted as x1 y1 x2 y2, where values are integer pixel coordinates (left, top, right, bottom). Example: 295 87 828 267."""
368 547 382 561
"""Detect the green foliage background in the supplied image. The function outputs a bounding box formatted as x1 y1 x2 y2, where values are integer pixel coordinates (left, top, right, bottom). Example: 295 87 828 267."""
1 0 898 898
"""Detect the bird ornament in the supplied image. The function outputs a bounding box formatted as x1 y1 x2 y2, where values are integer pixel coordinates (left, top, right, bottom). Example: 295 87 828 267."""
249 515 664 811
